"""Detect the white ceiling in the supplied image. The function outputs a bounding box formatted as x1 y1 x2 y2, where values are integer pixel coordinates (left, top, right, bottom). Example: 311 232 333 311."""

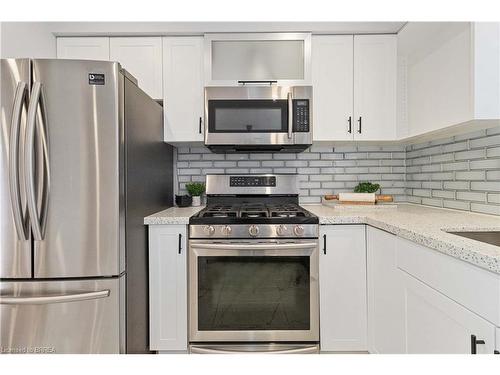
47 22 407 36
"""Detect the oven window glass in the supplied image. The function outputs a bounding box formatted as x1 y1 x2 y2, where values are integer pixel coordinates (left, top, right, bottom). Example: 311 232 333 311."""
208 100 288 133
197 256 310 331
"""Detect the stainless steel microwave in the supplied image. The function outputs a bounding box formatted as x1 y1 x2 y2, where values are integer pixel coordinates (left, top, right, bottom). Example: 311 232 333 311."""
204 85 313 152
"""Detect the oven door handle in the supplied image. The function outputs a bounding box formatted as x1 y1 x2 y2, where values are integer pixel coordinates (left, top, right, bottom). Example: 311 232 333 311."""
190 242 318 251
190 345 319 354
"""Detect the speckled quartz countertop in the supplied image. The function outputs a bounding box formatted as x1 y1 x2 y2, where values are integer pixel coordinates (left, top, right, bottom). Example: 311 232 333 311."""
144 206 204 225
144 203 500 274
304 204 500 274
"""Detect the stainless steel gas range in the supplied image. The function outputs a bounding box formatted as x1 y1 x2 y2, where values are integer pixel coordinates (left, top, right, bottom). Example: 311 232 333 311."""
188 174 319 354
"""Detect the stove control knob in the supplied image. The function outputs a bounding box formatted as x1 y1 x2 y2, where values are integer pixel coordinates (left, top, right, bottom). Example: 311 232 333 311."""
204 225 215 236
293 225 305 236
222 225 232 236
277 225 287 236
249 225 259 237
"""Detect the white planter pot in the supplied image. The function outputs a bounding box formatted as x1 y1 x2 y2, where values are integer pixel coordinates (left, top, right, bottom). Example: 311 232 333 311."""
192 196 201 207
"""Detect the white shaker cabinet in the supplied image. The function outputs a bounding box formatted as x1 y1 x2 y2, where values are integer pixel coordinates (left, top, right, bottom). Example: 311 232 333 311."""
312 35 396 142
312 35 354 141
403 273 496 354
57 37 110 61
110 37 163 99
319 225 367 352
366 226 406 354
163 37 204 143
353 35 397 141
149 225 187 352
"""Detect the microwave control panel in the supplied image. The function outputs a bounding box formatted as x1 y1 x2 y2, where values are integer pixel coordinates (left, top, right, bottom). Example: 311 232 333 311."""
293 99 310 132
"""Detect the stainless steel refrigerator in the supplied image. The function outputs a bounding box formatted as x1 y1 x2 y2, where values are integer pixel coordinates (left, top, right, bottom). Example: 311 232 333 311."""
0 59 173 354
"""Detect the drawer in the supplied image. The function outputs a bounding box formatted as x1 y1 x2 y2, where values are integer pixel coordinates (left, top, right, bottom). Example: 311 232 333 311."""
396 236 500 326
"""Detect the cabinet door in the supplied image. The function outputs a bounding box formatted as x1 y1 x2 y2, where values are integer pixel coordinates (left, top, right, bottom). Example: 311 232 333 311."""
149 225 187 352
404 273 496 354
57 37 110 61
366 226 406 353
353 35 397 141
110 37 163 100
312 35 354 141
319 225 367 352
163 37 204 143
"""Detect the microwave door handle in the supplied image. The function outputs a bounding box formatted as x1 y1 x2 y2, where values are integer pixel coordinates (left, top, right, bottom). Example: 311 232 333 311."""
9 82 29 240
287 92 293 139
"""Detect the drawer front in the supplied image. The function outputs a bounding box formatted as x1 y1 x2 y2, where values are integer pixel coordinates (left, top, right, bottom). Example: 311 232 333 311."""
396 236 500 326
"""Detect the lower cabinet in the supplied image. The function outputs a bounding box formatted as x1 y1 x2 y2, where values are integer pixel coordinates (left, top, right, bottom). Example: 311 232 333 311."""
148 225 187 352
366 226 406 353
403 272 496 354
319 225 367 351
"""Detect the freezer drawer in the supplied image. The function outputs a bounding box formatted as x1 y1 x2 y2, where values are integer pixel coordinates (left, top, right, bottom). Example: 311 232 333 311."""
0 277 124 354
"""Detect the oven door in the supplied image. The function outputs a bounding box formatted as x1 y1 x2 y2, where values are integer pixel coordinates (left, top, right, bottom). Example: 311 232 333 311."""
189 239 319 342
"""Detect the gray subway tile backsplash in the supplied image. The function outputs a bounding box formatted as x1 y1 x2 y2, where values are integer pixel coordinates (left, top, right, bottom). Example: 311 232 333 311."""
174 128 500 215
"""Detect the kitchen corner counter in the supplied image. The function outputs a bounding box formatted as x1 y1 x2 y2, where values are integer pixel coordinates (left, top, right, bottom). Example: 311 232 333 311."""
304 203 500 274
144 206 204 225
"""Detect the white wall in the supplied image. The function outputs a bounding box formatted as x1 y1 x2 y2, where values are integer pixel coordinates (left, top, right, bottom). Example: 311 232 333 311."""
1 22 56 58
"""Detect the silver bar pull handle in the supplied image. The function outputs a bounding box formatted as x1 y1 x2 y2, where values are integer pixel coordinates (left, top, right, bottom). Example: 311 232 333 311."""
25 82 50 240
287 91 293 139
9 81 29 240
25 82 44 241
190 242 318 251
190 345 318 354
0 289 110 305
36 84 50 237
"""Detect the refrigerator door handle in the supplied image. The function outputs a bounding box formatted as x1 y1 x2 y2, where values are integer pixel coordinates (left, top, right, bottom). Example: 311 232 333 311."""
25 82 50 241
9 81 29 240
0 289 110 305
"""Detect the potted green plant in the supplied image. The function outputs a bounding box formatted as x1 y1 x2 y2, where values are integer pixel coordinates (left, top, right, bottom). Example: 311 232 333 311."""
186 182 205 207
354 182 380 193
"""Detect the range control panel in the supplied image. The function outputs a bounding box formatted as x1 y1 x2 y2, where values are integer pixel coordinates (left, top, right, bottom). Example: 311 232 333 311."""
230 176 277 187
293 99 310 132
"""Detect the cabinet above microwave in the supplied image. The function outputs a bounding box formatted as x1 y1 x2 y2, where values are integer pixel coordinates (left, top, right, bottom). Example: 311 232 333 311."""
204 33 312 86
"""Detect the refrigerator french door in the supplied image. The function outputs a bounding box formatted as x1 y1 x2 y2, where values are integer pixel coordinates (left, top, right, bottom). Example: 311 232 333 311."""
0 59 125 353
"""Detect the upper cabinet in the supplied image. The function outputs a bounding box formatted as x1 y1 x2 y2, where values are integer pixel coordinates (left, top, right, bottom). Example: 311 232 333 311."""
204 33 312 86
353 35 397 141
398 22 500 138
163 37 205 143
57 36 163 99
312 34 397 141
109 37 163 99
57 37 110 61
312 35 354 141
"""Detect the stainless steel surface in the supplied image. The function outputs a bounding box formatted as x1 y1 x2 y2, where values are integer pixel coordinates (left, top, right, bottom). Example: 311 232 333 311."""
0 289 110 305
190 343 319 354
1 59 172 354
122 74 174 353
31 59 122 278
206 173 299 196
189 239 319 342
0 277 123 353
9 81 29 241
190 224 318 239
1 58 32 279
447 231 500 247
204 86 312 148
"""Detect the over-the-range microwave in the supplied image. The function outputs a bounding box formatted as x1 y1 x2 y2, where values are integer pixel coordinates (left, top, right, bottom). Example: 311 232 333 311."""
204 85 312 152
